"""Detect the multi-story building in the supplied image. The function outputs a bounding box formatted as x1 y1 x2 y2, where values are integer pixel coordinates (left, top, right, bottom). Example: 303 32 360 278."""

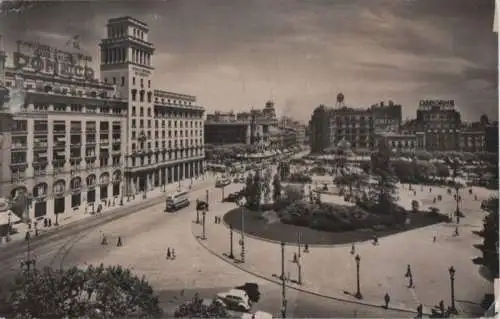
309 105 330 153
415 99 461 151
0 16 205 222
459 122 486 153
371 101 402 133
485 121 499 154
204 101 280 149
329 106 374 150
309 99 402 153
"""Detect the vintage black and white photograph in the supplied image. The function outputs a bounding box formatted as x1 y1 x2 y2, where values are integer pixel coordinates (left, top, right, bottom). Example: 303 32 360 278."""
0 0 498 318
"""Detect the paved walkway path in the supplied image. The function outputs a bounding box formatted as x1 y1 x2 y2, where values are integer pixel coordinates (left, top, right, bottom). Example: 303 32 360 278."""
193 184 495 316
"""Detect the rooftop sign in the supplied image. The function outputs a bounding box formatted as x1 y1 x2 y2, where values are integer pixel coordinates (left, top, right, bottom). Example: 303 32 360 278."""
12 40 95 80
419 100 455 108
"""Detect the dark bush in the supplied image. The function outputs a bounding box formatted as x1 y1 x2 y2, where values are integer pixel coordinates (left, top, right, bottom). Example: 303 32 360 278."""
286 173 313 184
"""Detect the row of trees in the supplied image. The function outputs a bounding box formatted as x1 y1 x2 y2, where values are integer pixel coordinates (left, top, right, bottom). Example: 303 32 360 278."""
244 168 283 210
476 197 499 277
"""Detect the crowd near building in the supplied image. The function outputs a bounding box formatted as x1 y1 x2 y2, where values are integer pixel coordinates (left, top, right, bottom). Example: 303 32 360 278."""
309 93 497 154
0 17 205 221
204 100 306 151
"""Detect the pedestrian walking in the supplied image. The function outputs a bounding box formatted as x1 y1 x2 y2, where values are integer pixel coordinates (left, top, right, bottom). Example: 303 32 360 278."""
351 242 356 255
101 235 108 246
171 249 176 259
384 292 390 309
167 248 171 259
304 244 309 253
117 236 122 247
453 226 459 237
405 264 412 278
293 252 298 263
416 304 423 318
433 235 437 243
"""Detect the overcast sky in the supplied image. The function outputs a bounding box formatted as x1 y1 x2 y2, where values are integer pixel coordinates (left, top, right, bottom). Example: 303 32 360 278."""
0 0 497 122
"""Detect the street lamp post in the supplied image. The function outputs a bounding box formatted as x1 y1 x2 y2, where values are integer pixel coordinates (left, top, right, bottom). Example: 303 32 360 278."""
20 231 36 272
354 254 362 299
240 201 245 263
202 210 207 240
280 241 287 318
221 186 225 203
229 225 234 259
448 266 457 314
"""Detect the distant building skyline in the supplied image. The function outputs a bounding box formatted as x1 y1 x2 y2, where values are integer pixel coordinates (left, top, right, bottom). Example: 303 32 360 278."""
0 0 496 122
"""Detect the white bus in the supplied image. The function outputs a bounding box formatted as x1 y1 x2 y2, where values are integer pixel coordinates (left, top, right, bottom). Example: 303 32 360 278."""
165 191 190 212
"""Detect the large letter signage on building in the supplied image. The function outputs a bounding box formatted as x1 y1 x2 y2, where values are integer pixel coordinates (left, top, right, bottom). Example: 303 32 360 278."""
418 100 455 108
13 40 95 80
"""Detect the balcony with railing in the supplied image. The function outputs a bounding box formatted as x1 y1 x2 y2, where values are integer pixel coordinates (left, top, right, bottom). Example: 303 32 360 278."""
53 122 66 135
11 137 28 151
53 136 66 149
33 151 49 167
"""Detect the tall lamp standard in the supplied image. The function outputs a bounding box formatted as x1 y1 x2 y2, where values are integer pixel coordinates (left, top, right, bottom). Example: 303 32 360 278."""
354 254 363 299
6 211 11 242
448 266 457 314
238 199 245 263
201 208 207 240
20 231 36 272
228 224 234 259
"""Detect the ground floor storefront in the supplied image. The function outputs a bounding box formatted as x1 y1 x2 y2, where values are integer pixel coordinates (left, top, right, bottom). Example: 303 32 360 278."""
5 159 205 223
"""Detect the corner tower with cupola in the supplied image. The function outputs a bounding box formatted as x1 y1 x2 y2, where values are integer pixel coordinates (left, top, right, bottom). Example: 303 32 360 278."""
99 16 156 198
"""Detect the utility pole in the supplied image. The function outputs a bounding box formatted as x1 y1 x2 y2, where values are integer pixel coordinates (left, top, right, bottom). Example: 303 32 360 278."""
280 241 287 318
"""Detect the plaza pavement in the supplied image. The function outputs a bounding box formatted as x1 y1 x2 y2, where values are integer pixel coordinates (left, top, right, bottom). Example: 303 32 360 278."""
42 180 417 317
192 183 495 316
0 175 216 248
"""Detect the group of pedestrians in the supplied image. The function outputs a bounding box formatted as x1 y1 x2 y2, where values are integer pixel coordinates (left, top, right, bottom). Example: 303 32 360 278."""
166 247 177 260
214 216 222 224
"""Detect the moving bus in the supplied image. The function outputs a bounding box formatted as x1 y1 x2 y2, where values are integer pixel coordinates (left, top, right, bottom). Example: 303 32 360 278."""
165 191 190 212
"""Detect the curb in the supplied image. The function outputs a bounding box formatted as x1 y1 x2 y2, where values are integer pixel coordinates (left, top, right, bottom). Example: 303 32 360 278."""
191 222 430 315
221 208 449 249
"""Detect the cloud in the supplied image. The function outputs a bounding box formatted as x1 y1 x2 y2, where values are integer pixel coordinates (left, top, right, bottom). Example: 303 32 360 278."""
0 0 496 122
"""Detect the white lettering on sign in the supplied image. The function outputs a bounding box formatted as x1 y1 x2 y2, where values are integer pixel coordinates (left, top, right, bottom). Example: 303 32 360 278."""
133 66 151 77
419 100 455 107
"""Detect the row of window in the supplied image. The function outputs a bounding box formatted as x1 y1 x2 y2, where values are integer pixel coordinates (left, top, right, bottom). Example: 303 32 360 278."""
130 118 202 129
131 139 203 151
104 76 151 89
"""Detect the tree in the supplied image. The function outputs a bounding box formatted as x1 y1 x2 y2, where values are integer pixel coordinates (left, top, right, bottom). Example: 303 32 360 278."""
2 264 162 318
476 196 499 277
434 162 450 180
263 169 273 203
369 139 398 214
272 173 282 202
244 173 254 207
174 293 229 318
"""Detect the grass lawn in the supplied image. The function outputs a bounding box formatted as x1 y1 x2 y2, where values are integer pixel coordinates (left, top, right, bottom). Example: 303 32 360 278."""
223 207 447 245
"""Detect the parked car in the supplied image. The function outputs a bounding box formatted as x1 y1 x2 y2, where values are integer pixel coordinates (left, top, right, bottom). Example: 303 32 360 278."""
224 192 244 203
235 283 260 303
216 178 231 188
216 289 251 312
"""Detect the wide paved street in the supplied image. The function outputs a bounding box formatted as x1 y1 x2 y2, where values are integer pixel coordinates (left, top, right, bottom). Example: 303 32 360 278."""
0 180 417 317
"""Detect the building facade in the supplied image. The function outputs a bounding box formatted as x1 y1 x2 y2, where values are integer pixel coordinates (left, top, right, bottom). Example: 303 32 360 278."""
204 101 288 150
415 100 461 151
0 16 205 221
